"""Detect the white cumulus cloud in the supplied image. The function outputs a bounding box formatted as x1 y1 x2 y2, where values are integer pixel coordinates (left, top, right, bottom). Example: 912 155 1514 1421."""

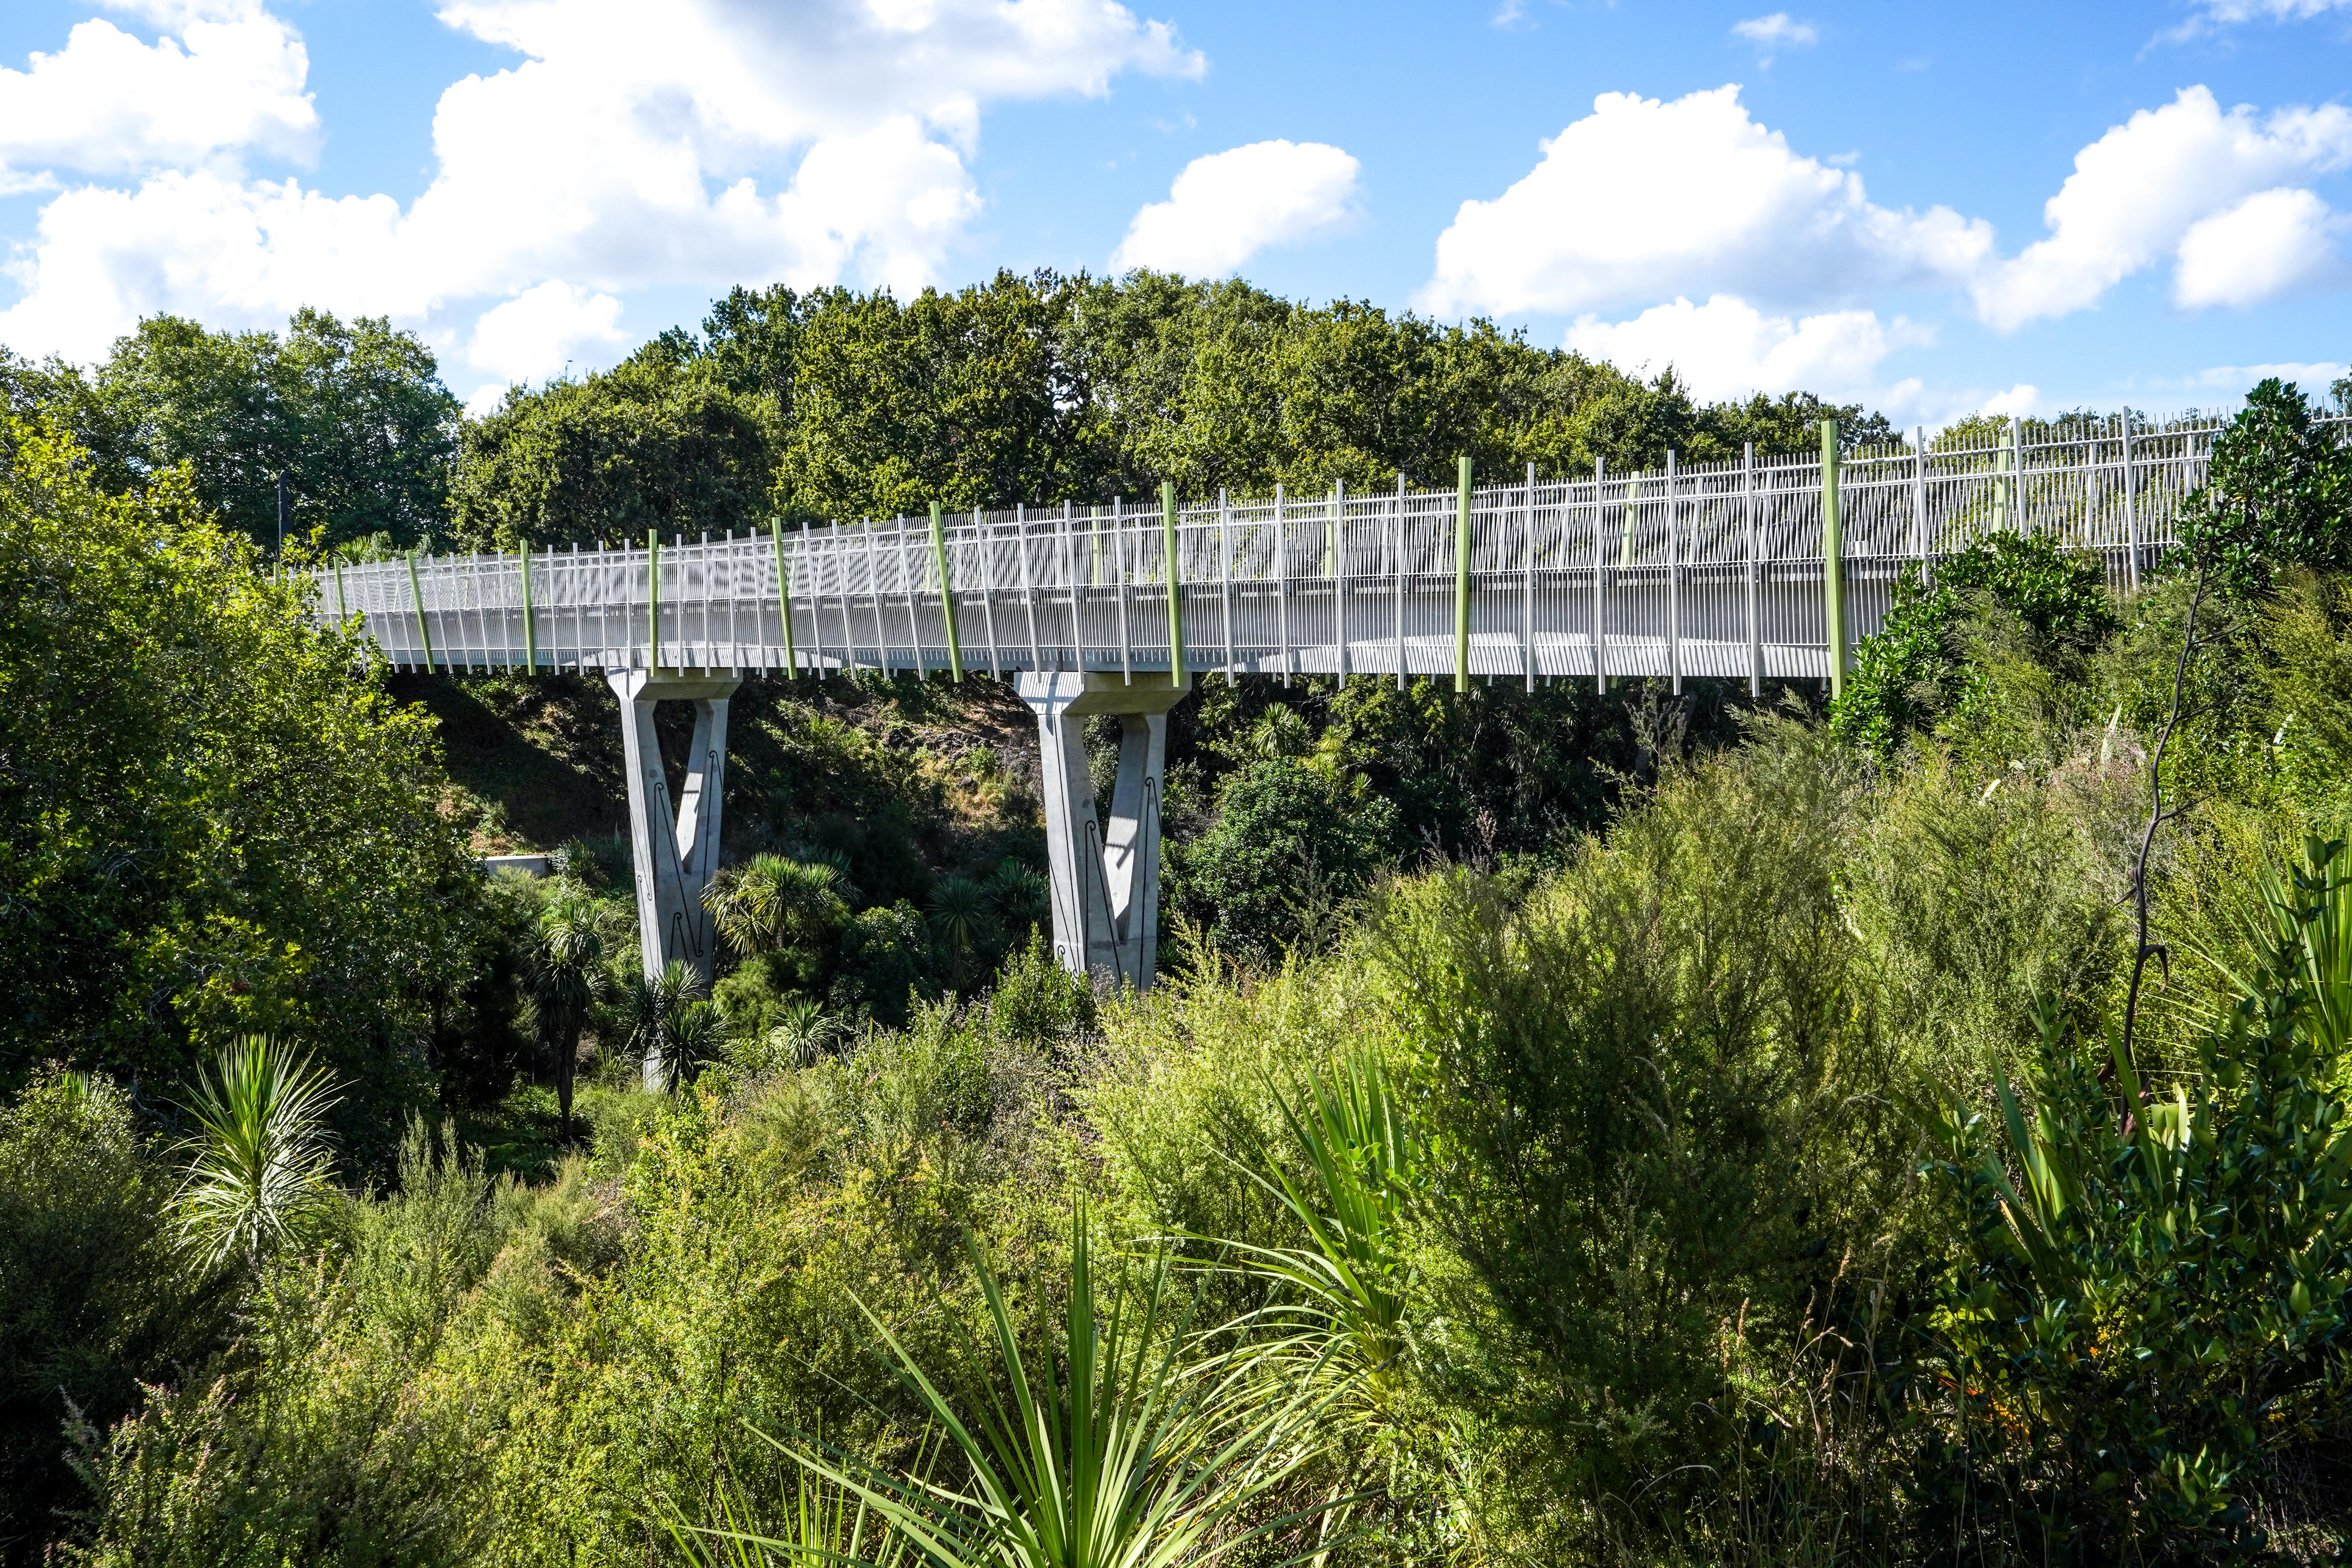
1971 86 2352 330
0 0 1200 368
1417 85 1992 319
1563 293 1928 403
2172 187 2342 309
0 7 317 178
466 280 626 393
1730 13 1817 60
1112 140 1360 276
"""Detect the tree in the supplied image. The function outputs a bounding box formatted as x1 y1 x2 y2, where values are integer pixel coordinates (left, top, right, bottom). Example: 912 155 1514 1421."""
94 310 459 552
448 353 779 550
1179 756 1399 963
527 883 606 1138
0 416 483 1148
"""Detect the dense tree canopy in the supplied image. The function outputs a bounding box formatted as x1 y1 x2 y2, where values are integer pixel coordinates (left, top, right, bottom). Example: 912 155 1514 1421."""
450 350 781 552
2 309 459 553
0 417 485 1128
441 270 1897 549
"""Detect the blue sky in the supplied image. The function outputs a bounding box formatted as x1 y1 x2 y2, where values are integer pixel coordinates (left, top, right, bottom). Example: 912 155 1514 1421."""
0 0 2346 426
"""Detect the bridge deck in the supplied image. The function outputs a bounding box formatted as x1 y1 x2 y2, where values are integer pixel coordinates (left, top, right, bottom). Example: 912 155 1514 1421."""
316 416 2245 686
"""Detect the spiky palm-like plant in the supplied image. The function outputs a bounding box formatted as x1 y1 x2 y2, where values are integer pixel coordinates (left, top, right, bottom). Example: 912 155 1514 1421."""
530 882 606 1137
787 1206 1328 1568
172 1035 342 1274
667 1439 931 1568
708 855 850 957
764 996 850 1068
928 875 991 982
627 959 709 1091
983 860 1051 938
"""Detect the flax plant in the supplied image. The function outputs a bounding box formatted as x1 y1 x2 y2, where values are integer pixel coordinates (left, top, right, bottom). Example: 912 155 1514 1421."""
171 1034 341 1274
1218 1048 1423 1421
787 1206 1328 1568
668 1454 927 1568
2190 833 2352 1062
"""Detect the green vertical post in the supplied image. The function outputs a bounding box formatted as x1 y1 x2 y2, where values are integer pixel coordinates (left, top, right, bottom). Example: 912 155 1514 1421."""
1161 480 1186 684
1454 455 1473 693
929 501 963 682
517 545 536 671
332 561 347 620
1821 419 1846 701
647 529 661 671
405 551 437 672
769 518 797 678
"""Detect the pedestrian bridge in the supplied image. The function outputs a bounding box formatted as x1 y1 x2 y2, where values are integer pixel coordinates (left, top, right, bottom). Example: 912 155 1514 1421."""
310 416 2230 1068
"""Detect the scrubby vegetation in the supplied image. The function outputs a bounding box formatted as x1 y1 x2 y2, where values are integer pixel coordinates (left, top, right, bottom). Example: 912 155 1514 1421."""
6 278 2352 1564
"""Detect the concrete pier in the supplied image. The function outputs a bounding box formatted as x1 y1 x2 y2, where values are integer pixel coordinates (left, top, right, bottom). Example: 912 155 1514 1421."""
607 669 740 1085
1015 672 1191 989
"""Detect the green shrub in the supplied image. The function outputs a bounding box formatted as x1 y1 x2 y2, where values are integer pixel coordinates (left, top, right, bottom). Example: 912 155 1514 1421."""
1370 720 1899 1526
1833 531 2118 761
0 1069 223 1557
1178 756 1399 963
1923 841 2352 1561
831 901 938 1026
61 1121 524 1568
983 931 1095 1052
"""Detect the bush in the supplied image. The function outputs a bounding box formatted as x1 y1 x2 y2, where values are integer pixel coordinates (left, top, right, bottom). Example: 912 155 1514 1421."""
0 1069 223 1557
831 901 938 1026
61 1121 562 1568
1178 756 1399 963
1922 840 2352 1561
1833 531 2118 760
1368 720 1903 1527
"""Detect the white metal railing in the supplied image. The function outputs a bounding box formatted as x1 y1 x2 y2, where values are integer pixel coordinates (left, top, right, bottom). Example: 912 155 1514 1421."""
311 412 2324 691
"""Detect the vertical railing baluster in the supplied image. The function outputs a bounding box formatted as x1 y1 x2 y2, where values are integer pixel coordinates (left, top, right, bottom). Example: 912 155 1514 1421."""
1276 484 1292 686
1592 458 1607 693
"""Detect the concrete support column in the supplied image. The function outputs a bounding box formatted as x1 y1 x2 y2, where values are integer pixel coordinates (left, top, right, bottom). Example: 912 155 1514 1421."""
1015 672 1191 990
606 670 741 1040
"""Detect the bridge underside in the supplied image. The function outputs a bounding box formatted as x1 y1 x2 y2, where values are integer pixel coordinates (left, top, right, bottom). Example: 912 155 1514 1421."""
593 664 1192 1070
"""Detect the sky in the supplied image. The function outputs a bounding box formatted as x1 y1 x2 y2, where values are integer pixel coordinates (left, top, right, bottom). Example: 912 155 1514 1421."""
0 0 2347 428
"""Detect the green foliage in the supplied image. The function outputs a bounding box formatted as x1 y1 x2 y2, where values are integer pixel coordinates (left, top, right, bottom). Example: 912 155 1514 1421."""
833 902 939 1026
779 1207 1318 1568
1223 1046 1423 1425
172 1036 343 1274
449 353 780 552
983 931 1096 1051
1924 842 2352 1560
62 1120 572 1568
1373 722 1892 1508
526 878 608 1131
668 1458 919 1568
709 854 852 957
2247 572 2352 822
0 418 482 1145
1178 755 1399 963
22 310 461 553
0 1069 224 1559
625 960 718 1090
470 271 1899 536
1833 532 2119 759
2197 377 2352 599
